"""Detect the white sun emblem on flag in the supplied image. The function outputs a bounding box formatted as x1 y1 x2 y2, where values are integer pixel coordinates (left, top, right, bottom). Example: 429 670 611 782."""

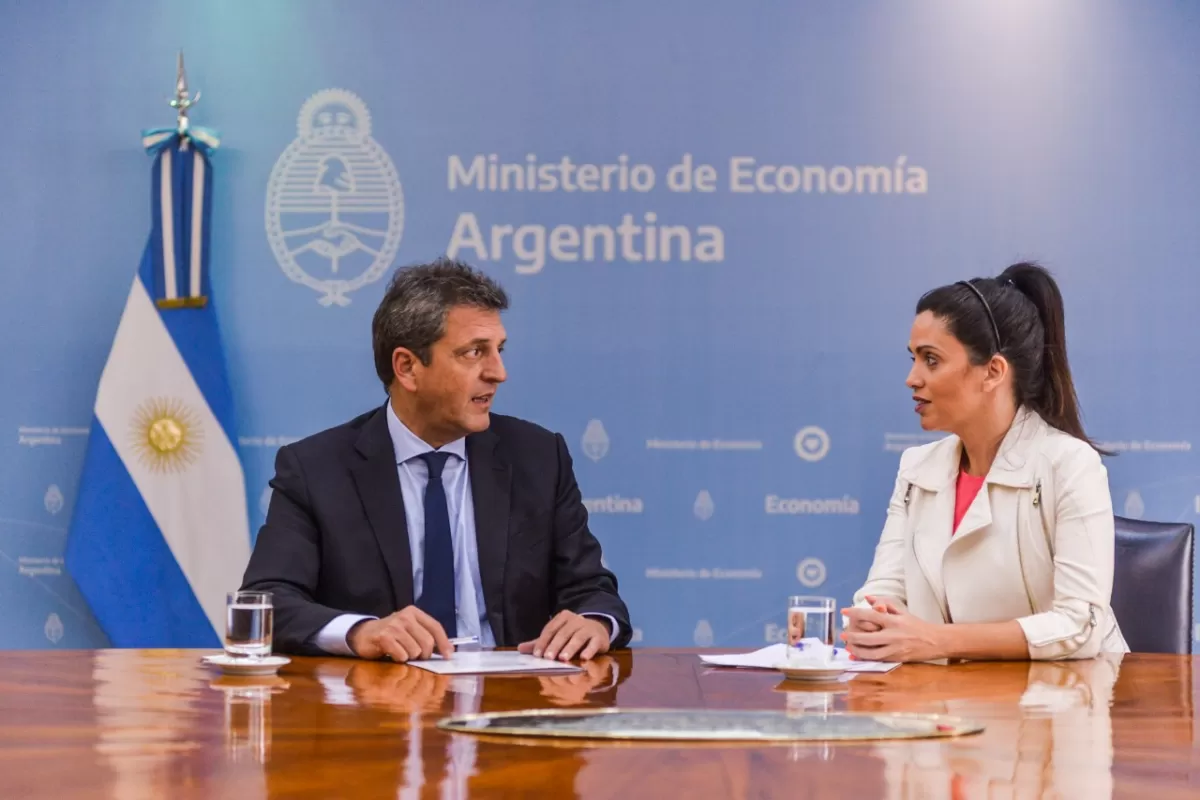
130 397 204 473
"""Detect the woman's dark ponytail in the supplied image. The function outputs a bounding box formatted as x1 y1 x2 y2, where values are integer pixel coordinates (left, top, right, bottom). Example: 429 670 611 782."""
997 263 1091 445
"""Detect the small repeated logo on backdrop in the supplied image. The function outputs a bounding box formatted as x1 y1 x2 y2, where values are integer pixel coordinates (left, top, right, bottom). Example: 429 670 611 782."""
796 557 828 588
259 487 274 518
582 419 610 462
630 627 644 644
44 613 64 644
129 397 204 473
266 89 405 307
693 490 715 521
43 485 64 516
693 619 714 646
1123 490 1145 519
793 426 830 462
600 554 609 569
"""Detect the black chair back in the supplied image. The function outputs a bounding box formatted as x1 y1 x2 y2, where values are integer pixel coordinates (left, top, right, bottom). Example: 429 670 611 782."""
1111 516 1194 654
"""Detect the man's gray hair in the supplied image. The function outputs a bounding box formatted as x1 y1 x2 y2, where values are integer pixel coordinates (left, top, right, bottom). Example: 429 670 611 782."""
371 258 509 388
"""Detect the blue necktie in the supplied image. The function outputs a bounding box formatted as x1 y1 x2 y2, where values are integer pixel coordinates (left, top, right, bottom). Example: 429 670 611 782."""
417 451 456 636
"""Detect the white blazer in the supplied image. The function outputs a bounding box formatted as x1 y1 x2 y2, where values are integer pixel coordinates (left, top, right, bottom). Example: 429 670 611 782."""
855 407 1128 660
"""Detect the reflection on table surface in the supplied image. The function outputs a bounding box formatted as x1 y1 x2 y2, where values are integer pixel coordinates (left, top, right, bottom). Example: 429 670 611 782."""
0 649 1197 798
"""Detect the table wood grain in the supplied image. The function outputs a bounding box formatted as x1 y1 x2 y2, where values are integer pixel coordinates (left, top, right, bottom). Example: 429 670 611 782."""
1 650 1197 798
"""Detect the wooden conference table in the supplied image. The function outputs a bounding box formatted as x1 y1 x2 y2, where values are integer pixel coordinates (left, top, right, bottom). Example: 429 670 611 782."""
1 649 1197 798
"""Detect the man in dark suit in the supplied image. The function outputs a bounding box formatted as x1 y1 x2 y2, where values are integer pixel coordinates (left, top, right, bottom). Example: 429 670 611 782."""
242 258 630 661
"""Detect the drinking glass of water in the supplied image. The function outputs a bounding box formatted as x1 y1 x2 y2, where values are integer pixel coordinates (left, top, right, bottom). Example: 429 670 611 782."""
787 595 835 663
225 591 274 658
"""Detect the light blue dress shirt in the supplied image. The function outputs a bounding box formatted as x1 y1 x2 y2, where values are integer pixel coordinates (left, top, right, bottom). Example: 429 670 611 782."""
314 405 616 655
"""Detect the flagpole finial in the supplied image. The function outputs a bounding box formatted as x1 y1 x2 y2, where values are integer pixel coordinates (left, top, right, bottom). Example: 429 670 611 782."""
168 50 201 134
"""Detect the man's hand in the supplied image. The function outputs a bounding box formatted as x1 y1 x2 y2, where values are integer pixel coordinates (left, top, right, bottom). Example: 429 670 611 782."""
518 611 611 661
347 606 453 662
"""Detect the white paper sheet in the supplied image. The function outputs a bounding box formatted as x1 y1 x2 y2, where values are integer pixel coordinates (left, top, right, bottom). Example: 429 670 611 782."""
407 651 583 675
698 643 901 674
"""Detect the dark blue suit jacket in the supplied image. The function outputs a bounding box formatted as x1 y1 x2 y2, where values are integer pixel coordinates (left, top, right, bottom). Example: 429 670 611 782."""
242 407 631 655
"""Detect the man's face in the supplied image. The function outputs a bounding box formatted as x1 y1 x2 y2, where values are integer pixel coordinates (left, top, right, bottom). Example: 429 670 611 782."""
402 305 507 444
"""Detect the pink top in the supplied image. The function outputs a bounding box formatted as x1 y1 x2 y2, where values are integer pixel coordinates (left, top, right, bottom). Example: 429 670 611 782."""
953 470 986 533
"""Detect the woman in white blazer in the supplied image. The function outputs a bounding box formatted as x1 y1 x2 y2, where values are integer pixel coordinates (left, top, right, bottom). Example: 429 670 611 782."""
843 262 1128 662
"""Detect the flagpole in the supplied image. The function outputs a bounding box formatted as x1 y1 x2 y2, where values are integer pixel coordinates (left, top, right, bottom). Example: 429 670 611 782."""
169 51 200 136
153 51 212 310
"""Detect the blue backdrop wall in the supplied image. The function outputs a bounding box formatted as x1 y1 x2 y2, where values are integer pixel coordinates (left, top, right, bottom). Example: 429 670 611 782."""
2 1 1198 649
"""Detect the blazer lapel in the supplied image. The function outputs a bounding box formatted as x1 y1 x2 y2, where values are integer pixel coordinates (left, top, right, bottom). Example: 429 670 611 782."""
901 436 958 623
350 407 414 609
950 483 993 542
912 482 954 622
951 407 1039 546
466 427 511 642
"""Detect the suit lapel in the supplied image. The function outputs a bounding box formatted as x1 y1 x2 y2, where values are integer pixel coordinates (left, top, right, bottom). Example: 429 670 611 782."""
467 427 511 642
350 407 414 609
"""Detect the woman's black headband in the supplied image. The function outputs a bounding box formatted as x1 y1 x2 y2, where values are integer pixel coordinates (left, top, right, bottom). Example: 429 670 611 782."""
956 279 1002 353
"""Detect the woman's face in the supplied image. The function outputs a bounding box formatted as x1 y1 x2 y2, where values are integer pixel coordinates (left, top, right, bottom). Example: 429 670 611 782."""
906 311 996 432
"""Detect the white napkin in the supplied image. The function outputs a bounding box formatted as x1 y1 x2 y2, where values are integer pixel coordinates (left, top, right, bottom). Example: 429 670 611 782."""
698 640 901 673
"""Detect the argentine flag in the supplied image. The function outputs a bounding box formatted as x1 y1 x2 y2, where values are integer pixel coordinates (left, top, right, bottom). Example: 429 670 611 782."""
65 129 250 647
